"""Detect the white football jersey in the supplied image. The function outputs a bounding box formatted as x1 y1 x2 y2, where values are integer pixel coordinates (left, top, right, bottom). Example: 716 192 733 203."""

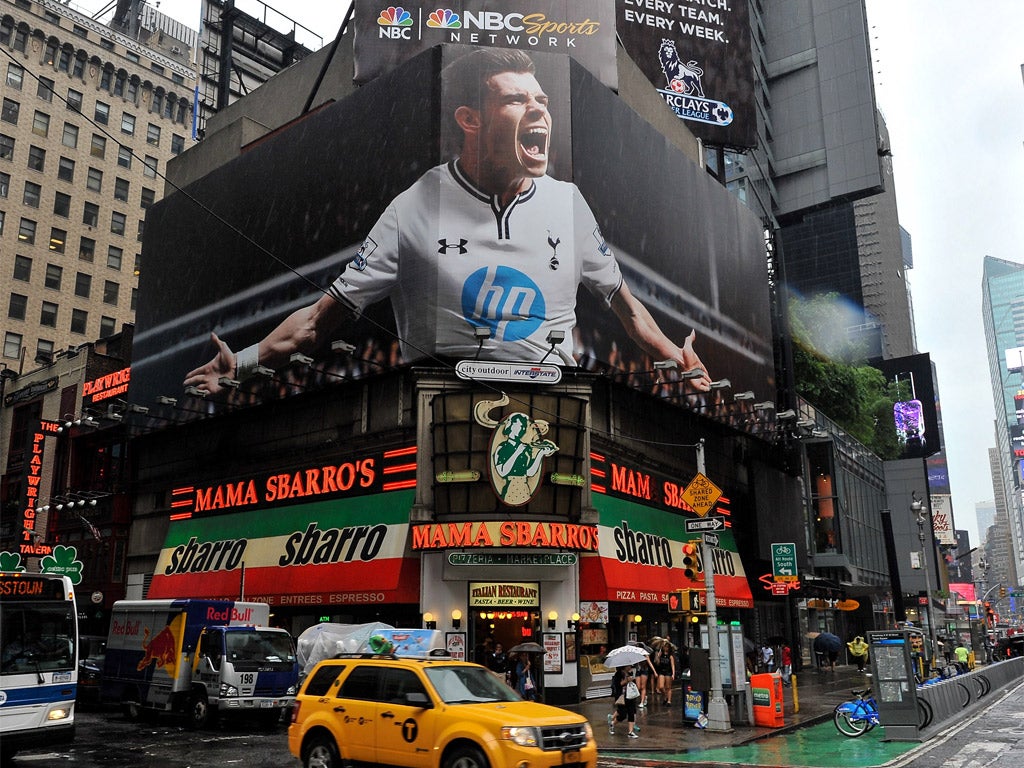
327 161 623 365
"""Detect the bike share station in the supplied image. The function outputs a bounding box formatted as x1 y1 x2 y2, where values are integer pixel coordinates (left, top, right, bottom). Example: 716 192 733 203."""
867 629 921 740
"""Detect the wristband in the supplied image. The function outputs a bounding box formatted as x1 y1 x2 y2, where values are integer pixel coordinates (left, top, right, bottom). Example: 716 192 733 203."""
235 343 260 381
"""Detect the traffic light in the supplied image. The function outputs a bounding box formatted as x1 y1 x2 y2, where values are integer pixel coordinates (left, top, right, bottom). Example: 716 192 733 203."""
668 589 689 614
985 601 995 626
682 540 703 581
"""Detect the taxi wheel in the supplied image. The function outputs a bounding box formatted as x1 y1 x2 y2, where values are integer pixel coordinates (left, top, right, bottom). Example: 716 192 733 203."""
303 734 340 768
446 745 490 768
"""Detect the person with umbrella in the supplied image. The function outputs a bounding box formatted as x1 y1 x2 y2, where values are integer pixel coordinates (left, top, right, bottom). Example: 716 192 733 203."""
608 663 641 738
632 641 656 709
514 651 537 700
813 632 842 671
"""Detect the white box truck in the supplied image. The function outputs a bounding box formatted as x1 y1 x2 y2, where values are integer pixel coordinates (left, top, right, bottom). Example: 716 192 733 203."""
101 599 298 728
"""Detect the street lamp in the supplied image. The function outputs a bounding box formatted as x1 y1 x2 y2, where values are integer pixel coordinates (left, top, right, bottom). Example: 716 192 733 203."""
911 492 939 671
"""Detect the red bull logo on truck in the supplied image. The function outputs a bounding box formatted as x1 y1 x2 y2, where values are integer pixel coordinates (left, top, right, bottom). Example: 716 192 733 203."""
136 613 185 678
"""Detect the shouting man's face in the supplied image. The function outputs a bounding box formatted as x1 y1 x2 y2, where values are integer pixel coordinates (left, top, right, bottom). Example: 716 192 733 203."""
476 71 551 187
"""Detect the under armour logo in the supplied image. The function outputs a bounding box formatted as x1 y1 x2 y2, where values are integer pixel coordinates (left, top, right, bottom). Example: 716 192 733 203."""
547 233 561 270
438 238 468 255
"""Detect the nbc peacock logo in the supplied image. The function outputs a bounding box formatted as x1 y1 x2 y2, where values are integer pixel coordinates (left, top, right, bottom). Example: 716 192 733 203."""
427 9 461 29
377 6 414 28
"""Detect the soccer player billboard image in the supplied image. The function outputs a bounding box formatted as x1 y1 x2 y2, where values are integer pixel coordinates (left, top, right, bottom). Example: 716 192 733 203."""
129 45 773 414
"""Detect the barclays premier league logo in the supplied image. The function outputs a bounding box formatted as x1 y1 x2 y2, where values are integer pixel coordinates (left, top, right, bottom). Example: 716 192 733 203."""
656 39 733 127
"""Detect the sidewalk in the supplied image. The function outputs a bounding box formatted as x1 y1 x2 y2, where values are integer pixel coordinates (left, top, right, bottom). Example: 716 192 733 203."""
562 664 871 755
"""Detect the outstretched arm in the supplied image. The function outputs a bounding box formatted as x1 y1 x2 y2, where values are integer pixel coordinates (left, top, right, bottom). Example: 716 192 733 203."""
610 282 711 391
183 293 351 394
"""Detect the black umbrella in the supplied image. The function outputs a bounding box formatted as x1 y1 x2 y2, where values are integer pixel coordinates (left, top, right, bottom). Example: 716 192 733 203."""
813 632 842 653
508 642 544 653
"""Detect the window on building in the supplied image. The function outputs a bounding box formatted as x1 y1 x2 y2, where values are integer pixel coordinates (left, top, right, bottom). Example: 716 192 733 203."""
133 253 141 276
49 227 67 252
67 89 83 112
90 134 106 158
0 133 14 160
83 202 99 228
58 156 74 182
86 167 102 192
3 332 22 359
79 236 95 262
114 177 129 202
61 122 78 148
37 77 54 102
8 293 27 321
99 316 115 337
6 63 24 90
125 51 140 63
0 210 4 236
18 218 36 244
13 254 31 281
107 245 122 271
103 281 119 306
171 133 185 155
143 155 157 179
94 101 109 125
40 301 58 328
146 123 160 146
100 38 114 51
131 287 138 311
150 63 165 76
152 91 164 115
70 309 87 335
136 219 144 242
75 271 91 298
32 111 49 137
100 68 112 91
22 181 40 208
113 74 126 98
1 97 18 124
121 113 135 135
36 339 55 362
72 25 89 39
117 145 131 168
44 40 58 67
71 308 88 334
172 73 185 86
0 171 9 196
57 49 73 73
126 79 138 103
44 263 62 290
140 187 155 209
13 28 27 53
110 211 126 236
53 192 71 218
27 145 45 171
72 56 85 79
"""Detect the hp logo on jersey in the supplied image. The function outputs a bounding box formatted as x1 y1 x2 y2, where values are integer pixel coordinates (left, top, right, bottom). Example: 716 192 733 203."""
462 266 546 342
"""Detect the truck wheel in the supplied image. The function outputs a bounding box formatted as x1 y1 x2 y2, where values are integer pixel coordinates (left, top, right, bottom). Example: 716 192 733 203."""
303 734 340 768
186 691 210 729
445 745 490 768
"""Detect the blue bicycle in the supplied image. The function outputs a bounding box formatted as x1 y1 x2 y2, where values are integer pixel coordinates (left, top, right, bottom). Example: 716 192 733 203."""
833 688 879 737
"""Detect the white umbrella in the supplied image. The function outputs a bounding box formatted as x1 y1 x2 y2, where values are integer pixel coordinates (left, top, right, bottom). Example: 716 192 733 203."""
604 644 650 668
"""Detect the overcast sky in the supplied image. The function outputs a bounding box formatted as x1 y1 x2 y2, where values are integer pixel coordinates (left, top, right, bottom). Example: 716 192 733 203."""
77 1 1024 546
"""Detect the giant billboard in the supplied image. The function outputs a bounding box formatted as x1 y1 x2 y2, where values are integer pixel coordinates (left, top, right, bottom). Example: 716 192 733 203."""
614 0 756 148
129 46 773 415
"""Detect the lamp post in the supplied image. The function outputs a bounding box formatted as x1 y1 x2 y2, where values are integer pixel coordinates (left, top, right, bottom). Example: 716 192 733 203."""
911 492 939 671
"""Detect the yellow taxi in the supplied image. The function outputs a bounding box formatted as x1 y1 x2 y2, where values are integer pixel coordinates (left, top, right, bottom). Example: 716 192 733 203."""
288 648 596 768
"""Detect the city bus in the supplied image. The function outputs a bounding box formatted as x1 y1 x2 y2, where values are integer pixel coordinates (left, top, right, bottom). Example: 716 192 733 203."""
0 571 78 760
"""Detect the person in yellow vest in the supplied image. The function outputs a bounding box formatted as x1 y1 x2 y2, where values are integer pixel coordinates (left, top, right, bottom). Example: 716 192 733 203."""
954 642 970 672
847 635 869 672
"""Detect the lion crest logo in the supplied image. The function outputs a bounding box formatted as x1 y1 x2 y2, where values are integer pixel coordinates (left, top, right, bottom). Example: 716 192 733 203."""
658 39 705 98
474 394 559 507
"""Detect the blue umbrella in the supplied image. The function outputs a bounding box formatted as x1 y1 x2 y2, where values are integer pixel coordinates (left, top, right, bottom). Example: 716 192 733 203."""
813 632 842 653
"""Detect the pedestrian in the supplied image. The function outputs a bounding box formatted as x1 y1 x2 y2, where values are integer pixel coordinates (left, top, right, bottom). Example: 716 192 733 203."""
607 664 640 738
954 642 970 672
515 653 537 701
761 643 775 672
633 646 656 709
488 642 508 676
655 642 676 705
780 643 793 686
847 635 868 672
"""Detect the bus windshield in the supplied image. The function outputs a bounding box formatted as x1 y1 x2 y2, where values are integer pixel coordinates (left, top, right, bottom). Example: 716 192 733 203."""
0 603 76 674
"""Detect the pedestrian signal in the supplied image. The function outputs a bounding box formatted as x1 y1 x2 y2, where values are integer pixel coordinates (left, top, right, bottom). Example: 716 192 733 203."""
682 541 703 581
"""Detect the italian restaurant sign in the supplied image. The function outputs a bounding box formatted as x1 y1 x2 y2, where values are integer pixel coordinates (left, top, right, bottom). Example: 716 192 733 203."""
469 581 540 608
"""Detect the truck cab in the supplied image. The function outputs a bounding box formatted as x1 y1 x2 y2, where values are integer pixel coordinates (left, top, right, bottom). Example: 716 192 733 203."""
191 625 298 727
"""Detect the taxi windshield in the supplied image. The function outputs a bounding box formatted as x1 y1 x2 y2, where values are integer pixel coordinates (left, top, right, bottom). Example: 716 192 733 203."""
424 665 520 704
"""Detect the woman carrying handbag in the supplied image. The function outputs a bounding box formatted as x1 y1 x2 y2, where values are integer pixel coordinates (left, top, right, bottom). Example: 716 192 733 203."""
607 665 641 738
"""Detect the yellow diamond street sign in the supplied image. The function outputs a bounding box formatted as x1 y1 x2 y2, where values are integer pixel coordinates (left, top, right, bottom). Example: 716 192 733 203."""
681 472 722 517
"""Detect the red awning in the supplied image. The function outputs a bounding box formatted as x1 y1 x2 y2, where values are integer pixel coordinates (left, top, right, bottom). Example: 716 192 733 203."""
579 554 754 608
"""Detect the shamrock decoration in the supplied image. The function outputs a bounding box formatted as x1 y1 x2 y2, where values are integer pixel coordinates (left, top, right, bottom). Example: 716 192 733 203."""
0 551 26 572
40 545 84 585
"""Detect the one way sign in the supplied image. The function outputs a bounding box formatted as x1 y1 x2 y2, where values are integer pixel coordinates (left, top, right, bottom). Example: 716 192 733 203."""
684 515 725 533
